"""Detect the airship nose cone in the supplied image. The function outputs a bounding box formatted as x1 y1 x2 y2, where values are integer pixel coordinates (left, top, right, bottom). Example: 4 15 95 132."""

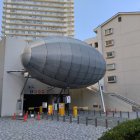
22 47 31 67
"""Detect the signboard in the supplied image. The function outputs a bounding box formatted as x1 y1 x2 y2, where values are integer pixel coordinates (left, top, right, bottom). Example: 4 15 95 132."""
54 103 58 111
29 89 46 94
42 102 47 108
66 96 71 104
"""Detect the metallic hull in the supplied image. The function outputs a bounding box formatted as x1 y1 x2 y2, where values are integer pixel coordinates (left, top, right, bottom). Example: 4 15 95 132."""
22 36 106 89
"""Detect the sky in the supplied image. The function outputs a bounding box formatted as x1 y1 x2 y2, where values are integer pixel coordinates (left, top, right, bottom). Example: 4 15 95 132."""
1 0 140 40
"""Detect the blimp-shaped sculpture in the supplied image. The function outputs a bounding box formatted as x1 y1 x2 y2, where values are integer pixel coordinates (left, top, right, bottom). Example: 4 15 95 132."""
22 36 106 89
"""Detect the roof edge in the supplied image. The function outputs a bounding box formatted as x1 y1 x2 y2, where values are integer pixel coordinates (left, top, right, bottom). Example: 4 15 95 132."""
94 11 140 33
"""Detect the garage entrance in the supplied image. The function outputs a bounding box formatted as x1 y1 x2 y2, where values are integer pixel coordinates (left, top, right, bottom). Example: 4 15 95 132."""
23 94 49 113
23 94 67 113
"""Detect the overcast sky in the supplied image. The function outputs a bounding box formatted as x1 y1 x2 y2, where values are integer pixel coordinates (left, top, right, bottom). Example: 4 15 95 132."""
1 0 140 40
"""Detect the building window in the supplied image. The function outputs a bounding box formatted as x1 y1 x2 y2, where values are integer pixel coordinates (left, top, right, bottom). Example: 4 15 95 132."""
118 16 122 22
107 76 117 83
105 40 114 47
95 42 98 48
105 28 113 36
106 63 115 71
106 51 115 58
11 9 15 12
15 31 18 33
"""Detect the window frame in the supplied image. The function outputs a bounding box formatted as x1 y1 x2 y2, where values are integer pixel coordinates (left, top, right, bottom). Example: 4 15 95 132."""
106 63 116 71
118 16 122 22
105 28 113 36
107 76 117 83
105 39 114 47
106 51 115 58
94 42 98 48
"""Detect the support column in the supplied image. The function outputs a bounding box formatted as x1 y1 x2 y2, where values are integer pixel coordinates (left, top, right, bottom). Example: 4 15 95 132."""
98 82 106 113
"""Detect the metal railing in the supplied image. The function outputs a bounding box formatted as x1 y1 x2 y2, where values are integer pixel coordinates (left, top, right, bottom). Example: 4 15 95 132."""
109 93 140 110
18 110 140 128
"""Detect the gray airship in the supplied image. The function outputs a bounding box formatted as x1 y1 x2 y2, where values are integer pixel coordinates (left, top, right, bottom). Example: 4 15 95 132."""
22 36 106 89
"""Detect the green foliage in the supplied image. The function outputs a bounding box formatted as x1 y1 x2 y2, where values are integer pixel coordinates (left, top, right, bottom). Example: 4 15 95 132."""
98 119 140 140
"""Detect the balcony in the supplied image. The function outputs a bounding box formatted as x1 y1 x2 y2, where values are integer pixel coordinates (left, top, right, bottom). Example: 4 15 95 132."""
5 27 67 33
5 20 67 28
3 11 73 18
4 1 74 9
4 6 73 14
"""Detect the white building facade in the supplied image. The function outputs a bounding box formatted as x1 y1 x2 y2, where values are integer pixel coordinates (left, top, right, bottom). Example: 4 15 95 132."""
2 0 74 40
86 12 140 111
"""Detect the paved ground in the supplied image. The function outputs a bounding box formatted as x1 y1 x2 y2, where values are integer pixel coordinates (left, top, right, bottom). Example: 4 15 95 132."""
0 118 108 140
1 111 138 140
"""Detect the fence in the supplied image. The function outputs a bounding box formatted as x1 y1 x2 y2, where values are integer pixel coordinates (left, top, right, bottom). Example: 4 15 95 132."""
27 110 140 128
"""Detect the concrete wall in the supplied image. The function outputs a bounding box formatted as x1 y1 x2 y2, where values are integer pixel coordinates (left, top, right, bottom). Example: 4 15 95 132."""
70 88 132 112
1 37 27 116
85 14 140 111
101 14 140 104
104 94 132 112
86 14 140 111
0 38 6 116
24 78 61 95
70 88 101 110
0 37 73 116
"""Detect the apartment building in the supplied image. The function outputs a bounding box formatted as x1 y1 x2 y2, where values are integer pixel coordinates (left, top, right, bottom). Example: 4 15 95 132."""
86 12 140 110
2 0 74 40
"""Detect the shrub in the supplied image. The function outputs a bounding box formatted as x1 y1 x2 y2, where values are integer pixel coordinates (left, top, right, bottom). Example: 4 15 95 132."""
98 119 140 140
